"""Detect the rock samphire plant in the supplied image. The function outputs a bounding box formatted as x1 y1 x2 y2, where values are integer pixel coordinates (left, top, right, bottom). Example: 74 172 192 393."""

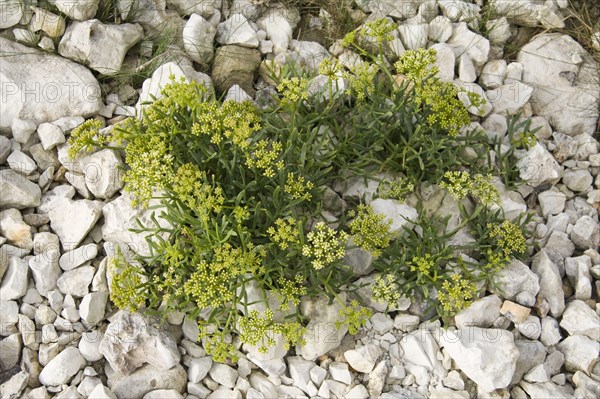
69 18 532 362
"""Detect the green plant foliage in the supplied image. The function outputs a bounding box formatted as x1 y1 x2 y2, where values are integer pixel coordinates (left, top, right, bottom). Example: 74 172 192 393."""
72 19 537 360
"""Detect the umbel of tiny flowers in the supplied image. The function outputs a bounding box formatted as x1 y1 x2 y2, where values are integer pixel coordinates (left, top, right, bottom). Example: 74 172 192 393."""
267 217 300 250
437 273 477 316
488 220 527 258
372 274 401 305
348 204 392 257
277 77 309 107
302 222 348 270
67 119 105 159
440 171 500 206
336 300 373 335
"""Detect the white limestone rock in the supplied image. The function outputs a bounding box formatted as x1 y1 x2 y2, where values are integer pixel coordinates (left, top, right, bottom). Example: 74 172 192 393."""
455 295 502 329
448 22 490 68
30 7 66 38
79 330 104 362
217 13 258 48
0 257 29 300
188 357 212 383
370 198 418 234
183 13 216 64
458 53 477 82
398 23 429 50
456 82 493 117
487 81 535 114
102 191 170 256
565 256 592 300
59 243 98 271
7 150 37 175
99 311 181 375
37 123 65 151
49 198 103 248
287 356 315 394
480 59 507 89
559 300 600 341
81 149 124 199
79 291 108 325
136 60 213 114
88 384 117 399
297 294 348 361
48 0 99 20
59 20 143 75
517 33 599 136
531 250 565 317
0 0 23 29
557 335 599 373
0 209 32 250
0 38 102 130
538 190 566 217
143 390 183 399
344 344 382 374
39 346 86 386
430 43 456 82
562 169 593 192
489 258 539 306
28 250 61 297
428 16 453 43
570 215 600 250
329 362 352 384
517 143 562 187
0 169 41 209
440 327 519 392
256 6 294 55
106 363 187 399
57 265 95 297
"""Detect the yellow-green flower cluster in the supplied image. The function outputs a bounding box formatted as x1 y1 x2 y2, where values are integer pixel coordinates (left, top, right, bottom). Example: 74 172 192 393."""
68 119 104 159
440 171 473 200
183 244 263 310
512 130 537 149
395 49 470 136
238 308 306 353
484 248 509 272
360 18 397 45
183 259 234 309
394 48 438 81
172 163 224 222
275 276 306 311
238 309 277 354
319 58 344 79
438 273 477 315
348 204 391 256
440 171 500 205
199 326 238 363
489 220 527 258
345 62 379 101
372 274 401 305
302 222 348 270
154 76 208 114
267 218 299 250
336 300 373 335
410 254 435 276
122 134 174 206
191 99 261 149
233 205 250 224
109 255 146 312
245 140 284 178
378 178 414 200
284 173 314 201
277 321 306 350
277 77 309 107
471 174 500 205
421 83 470 137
